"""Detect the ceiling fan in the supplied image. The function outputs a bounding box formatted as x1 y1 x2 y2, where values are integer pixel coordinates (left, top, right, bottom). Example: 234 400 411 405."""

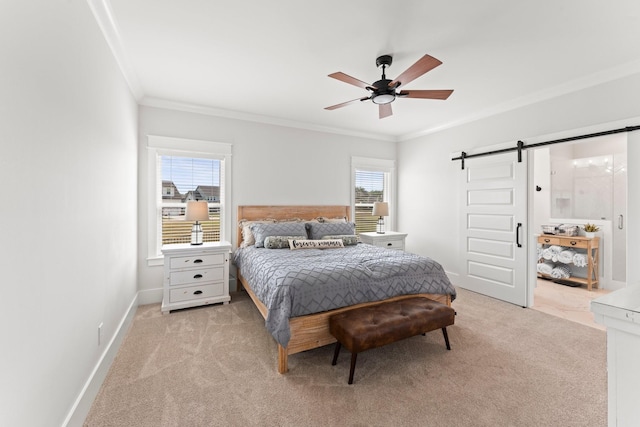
325 54 453 119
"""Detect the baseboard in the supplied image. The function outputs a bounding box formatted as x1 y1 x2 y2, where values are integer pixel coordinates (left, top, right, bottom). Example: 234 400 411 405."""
63 293 139 427
445 270 459 283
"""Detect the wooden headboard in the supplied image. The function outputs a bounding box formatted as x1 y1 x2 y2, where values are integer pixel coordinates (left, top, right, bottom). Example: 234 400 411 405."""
236 205 351 248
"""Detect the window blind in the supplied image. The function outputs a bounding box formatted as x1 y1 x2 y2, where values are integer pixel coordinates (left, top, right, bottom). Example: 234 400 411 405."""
354 169 385 234
160 156 222 245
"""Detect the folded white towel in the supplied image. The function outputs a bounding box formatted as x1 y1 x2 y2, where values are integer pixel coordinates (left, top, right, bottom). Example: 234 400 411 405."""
537 261 554 275
542 245 562 262
558 249 576 264
573 253 588 268
551 264 572 279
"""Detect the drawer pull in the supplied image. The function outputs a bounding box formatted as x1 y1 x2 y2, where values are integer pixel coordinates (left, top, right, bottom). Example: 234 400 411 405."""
544 238 551 243
387 242 392 246
193 274 203 279
193 259 203 264
570 241 577 246
193 290 203 295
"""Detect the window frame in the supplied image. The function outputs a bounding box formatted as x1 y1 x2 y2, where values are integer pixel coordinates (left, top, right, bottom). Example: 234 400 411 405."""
351 156 396 233
147 135 232 266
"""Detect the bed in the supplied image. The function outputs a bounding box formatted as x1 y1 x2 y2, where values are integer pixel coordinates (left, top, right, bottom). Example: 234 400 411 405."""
233 205 456 373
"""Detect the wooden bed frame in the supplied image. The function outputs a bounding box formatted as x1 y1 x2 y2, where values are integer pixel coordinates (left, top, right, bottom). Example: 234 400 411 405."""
235 205 452 374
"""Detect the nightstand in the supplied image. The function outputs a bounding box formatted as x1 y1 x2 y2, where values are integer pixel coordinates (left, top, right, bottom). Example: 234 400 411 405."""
359 231 407 251
161 241 231 313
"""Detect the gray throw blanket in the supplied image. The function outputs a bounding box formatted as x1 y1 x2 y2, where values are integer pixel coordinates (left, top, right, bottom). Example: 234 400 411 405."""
233 243 456 347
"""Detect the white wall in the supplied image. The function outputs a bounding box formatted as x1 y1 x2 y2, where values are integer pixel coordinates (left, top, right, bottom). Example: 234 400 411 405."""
628 130 640 286
397 72 640 285
0 1 138 426
137 106 396 295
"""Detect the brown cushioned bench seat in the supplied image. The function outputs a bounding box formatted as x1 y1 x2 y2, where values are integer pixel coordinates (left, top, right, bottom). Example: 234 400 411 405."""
329 296 455 384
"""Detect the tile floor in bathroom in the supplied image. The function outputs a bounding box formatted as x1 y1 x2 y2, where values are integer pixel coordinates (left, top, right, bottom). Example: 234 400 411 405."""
532 278 611 331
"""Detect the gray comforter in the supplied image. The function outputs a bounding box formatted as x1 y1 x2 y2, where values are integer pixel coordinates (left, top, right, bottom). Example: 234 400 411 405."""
233 243 456 347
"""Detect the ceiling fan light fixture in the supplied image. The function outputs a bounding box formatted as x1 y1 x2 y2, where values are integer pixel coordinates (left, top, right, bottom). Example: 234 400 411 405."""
372 93 395 105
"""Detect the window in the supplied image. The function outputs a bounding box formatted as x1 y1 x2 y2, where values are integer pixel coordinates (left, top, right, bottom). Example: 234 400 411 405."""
147 136 232 264
160 156 222 245
352 157 395 234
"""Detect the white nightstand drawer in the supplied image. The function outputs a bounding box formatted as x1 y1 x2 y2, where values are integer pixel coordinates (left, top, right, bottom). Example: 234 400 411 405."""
170 267 224 286
169 253 224 269
376 239 404 250
169 282 224 303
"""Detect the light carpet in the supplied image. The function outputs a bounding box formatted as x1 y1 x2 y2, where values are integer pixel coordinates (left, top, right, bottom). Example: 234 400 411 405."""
85 288 606 426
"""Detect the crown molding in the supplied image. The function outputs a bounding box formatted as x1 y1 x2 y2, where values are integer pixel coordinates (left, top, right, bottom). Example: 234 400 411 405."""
88 0 640 144
139 97 397 142
87 0 144 100
400 59 640 142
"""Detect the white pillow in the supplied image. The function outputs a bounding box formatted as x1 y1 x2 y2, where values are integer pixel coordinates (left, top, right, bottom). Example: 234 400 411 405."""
288 239 344 250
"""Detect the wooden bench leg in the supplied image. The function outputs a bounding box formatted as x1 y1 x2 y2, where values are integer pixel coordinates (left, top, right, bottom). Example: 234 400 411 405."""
348 352 358 385
442 327 451 350
331 342 341 366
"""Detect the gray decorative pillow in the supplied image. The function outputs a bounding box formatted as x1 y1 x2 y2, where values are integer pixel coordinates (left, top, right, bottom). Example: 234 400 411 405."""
251 222 308 248
238 219 276 247
322 235 359 246
305 222 355 240
264 235 307 249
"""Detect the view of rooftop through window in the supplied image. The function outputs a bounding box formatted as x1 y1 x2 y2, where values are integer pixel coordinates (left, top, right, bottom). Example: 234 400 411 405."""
162 156 220 194
161 155 222 244
354 170 385 234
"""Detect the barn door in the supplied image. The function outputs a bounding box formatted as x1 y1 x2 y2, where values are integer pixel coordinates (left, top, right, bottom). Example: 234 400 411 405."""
458 151 528 307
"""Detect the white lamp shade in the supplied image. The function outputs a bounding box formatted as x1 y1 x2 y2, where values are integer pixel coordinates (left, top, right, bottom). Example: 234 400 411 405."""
372 202 389 217
185 201 209 221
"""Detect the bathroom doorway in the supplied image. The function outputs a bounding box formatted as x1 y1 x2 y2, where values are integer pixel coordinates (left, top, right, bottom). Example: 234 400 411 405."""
531 133 627 326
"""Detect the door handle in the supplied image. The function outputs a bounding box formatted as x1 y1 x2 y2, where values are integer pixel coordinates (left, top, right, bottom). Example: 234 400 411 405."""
516 223 522 248
619 214 624 230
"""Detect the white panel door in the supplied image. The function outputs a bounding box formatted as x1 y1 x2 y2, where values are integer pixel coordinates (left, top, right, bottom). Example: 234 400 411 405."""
459 151 528 306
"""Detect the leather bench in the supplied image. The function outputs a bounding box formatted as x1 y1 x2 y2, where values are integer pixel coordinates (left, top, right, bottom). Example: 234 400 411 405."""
329 297 455 384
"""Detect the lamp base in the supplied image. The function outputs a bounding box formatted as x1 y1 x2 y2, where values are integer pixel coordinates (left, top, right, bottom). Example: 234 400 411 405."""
190 222 204 245
376 217 385 234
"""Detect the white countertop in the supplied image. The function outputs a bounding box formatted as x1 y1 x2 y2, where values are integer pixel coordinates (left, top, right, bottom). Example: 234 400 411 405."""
591 285 640 325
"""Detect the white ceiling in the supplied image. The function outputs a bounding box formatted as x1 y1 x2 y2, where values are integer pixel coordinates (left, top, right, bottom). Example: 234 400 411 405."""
97 0 640 141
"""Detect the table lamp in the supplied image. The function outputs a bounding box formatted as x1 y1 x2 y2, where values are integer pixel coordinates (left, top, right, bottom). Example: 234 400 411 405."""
185 200 209 245
372 201 389 234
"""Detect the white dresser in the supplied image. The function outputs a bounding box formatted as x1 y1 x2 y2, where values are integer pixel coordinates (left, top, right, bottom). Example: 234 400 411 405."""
161 241 231 313
591 285 640 426
359 231 407 251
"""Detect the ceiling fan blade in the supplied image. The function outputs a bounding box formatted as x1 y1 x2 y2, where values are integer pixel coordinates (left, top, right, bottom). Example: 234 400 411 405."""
397 89 454 100
389 54 442 89
325 97 369 110
328 72 371 89
379 103 392 119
